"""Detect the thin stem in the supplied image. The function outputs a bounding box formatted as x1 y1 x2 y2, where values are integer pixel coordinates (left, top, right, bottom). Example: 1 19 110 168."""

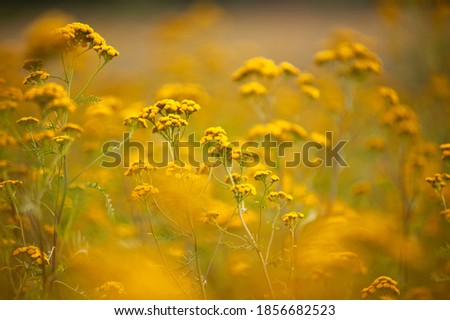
144 201 191 299
74 60 108 102
265 204 281 263
287 228 295 292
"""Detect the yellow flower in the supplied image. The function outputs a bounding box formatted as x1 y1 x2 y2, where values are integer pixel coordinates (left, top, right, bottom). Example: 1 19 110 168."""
124 161 156 177
239 81 267 97
25 83 75 113
253 170 272 182
279 61 300 76
232 56 281 81
379 86 399 105
267 191 293 202
440 143 450 161
12 245 49 266
361 276 400 299
230 183 256 200
296 72 315 85
281 211 304 229
200 126 229 149
123 116 148 129
52 135 73 145
16 116 40 128
131 183 159 200
61 123 83 137
314 49 336 65
301 85 320 100
23 70 50 85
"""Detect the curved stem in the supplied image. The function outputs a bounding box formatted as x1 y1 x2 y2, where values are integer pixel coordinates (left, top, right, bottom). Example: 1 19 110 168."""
265 204 281 263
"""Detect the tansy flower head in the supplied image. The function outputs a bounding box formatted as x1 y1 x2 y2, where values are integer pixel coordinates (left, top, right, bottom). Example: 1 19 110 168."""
440 143 450 162
301 85 321 100
23 70 50 85
281 211 305 230
124 160 156 177
379 86 399 105
267 191 293 203
165 162 199 181
61 123 83 137
230 183 256 202
52 135 73 146
279 61 300 76
297 72 315 85
253 170 272 182
16 116 40 129
200 126 229 149
361 276 400 299
123 116 148 130
131 183 159 200
12 245 49 266
239 81 267 97
232 56 281 81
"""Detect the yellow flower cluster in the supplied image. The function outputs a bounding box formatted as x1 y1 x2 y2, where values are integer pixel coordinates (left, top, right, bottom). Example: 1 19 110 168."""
426 173 450 193
379 86 399 105
98 281 126 297
225 173 247 185
124 161 156 177
52 22 119 60
52 135 73 146
23 70 50 85
281 211 305 229
12 245 49 266
440 143 450 161
0 180 23 191
380 104 420 137
267 191 293 202
139 99 200 134
239 81 267 97
16 116 40 128
25 83 75 113
253 170 279 183
232 56 283 81
123 116 148 130
247 119 308 141
165 162 199 181
361 276 400 299
200 126 229 149
315 41 381 77
131 183 159 200
230 183 257 200
61 123 84 137
296 72 321 100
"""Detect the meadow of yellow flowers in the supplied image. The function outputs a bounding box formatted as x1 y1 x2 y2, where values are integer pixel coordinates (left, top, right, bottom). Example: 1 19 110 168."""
0 0 449 300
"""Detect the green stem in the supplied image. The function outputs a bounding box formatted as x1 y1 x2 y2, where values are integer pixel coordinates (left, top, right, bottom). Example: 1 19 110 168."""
74 60 108 103
144 201 191 299
265 204 281 263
